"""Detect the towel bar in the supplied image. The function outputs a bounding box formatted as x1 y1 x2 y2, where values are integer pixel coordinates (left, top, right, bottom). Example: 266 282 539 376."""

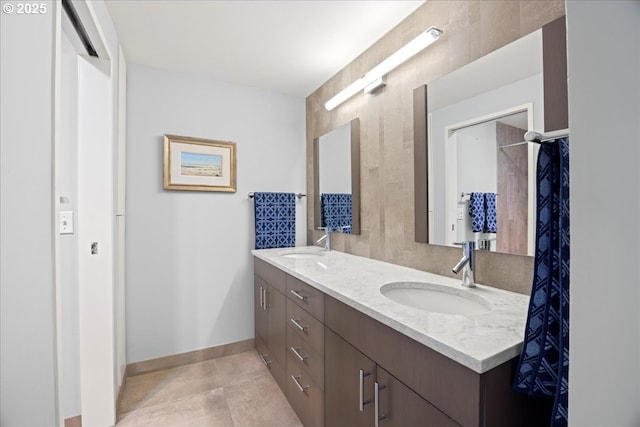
248 192 306 199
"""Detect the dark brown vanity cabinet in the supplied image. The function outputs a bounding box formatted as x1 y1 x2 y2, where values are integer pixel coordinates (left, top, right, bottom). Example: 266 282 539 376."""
254 257 549 427
254 258 287 393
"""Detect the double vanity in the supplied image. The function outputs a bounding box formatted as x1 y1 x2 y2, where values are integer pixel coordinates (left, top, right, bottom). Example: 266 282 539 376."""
252 247 550 427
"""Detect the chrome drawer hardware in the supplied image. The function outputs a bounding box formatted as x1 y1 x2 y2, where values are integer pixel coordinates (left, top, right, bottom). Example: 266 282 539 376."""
259 354 272 367
290 289 308 301
290 346 309 362
374 382 387 427
359 369 372 411
263 288 270 309
291 375 310 393
290 318 308 332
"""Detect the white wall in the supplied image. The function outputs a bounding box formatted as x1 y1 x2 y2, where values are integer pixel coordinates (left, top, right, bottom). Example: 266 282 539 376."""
126 64 306 363
0 3 59 425
567 1 640 425
456 122 498 194
319 123 352 194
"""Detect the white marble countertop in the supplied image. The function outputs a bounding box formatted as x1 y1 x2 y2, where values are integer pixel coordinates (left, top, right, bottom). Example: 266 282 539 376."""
252 246 531 374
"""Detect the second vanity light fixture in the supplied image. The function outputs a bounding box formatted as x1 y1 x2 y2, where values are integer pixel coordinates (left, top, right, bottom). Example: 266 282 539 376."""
324 26 443 111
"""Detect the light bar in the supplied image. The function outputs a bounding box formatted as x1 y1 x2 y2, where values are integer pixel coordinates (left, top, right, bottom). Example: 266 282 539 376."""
325 26 443 111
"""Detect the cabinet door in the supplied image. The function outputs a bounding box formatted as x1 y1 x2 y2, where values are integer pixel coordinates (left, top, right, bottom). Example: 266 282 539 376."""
325 328 375 427
267 286 286 368
375 367 460 427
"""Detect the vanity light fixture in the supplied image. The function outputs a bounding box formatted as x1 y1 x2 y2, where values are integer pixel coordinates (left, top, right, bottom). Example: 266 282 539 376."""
324 26 443 110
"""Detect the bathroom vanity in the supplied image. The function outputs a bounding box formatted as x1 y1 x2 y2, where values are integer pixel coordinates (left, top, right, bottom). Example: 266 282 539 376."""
253 248 550 427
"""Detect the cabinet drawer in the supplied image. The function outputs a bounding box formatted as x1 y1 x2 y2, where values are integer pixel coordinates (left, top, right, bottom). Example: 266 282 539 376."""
286 325 324 390
286 275 324 322
254 258 286 293
287 301 324 354
286 352 324 427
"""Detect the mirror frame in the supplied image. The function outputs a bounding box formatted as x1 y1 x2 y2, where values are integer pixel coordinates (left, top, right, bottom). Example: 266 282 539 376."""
313 118 361 235
414 16 567 245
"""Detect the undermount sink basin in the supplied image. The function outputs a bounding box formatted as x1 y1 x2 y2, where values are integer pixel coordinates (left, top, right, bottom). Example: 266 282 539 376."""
380 282 492 315
278 248 326 259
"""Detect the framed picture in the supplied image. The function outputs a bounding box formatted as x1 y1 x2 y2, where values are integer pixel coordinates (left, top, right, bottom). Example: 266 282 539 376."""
163 134 237 192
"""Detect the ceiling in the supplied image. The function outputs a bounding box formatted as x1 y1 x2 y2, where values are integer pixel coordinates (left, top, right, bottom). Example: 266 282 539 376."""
105 1 425 98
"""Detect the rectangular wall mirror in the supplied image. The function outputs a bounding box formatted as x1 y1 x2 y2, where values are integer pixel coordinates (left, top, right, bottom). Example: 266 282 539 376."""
414 17 567 256
313 118 361 235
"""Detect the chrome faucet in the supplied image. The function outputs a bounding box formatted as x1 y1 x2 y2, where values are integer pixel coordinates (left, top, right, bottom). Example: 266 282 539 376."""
452 241 476 288
316 227 331 251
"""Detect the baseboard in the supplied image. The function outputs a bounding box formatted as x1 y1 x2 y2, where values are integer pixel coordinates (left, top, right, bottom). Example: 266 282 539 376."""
64 415 82 427
115 364 129 419
126 338 255 377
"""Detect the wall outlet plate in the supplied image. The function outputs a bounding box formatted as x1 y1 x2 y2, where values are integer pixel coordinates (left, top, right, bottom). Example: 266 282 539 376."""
60 211 74 234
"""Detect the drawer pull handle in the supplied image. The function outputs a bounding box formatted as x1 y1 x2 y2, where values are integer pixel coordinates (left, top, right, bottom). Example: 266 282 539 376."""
259 286 264 310
290 289 308 301
259 354 272 367
291 375 309 393
359 369 372 411
375 381 387 427
290 346 309 362
264 288 270 309
290 318 308 332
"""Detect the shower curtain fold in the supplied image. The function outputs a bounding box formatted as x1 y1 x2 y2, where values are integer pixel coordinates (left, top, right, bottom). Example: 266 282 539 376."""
513 138 570 427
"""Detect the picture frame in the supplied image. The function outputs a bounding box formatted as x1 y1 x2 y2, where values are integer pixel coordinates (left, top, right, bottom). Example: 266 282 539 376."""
163 134 237 192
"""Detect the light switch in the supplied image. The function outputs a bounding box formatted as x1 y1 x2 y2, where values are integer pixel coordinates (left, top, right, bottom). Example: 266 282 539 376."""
60 211 74 234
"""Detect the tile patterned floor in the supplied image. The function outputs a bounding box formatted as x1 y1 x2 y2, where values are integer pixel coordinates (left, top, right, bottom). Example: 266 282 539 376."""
117 350 302 427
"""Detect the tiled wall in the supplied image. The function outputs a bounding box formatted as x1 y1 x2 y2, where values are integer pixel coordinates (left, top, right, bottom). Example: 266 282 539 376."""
306 0 565 295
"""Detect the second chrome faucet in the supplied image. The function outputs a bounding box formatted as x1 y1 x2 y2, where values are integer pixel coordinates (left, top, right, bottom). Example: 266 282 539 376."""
452 241 476 288
316 227 332 251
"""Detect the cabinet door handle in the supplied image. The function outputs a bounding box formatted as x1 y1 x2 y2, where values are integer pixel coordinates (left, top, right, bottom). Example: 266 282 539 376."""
290 318 307 332
290 346 309 362
359 369 372 411
290 375 309 393
374 381 387 427
259 286 264 309
264 288 271 310
290 289 308 301
259 354 272 367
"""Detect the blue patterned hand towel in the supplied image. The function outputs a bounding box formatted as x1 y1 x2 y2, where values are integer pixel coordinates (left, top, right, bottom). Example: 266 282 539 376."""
253 192 296 249
468 192 485 232
320 193 352 234
484 193 498 233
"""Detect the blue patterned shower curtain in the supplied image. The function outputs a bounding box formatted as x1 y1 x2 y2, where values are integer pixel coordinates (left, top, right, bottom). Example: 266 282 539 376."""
514 138 570 426
253 192 296 249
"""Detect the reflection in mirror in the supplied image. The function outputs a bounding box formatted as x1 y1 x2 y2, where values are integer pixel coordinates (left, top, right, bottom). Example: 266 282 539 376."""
427 30 543 256
314 118 360 235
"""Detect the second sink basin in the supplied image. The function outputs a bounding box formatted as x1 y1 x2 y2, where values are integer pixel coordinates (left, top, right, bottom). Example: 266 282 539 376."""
380 282 492 315
278 248 326 259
